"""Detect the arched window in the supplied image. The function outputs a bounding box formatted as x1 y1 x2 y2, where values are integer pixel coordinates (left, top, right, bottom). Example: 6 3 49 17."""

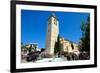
54 19 57 25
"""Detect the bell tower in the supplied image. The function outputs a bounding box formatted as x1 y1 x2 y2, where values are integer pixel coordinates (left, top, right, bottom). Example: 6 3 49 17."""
46 13 59 56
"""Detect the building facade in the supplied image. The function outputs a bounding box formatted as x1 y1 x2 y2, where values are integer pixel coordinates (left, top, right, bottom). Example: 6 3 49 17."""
46 13 59 55
46 13 79 56
60 37 80 55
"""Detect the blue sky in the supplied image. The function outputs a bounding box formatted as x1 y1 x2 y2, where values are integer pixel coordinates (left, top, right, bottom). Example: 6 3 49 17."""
21 10 89 48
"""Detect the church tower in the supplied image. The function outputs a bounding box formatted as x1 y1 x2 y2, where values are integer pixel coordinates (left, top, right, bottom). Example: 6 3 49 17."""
46 13 59 56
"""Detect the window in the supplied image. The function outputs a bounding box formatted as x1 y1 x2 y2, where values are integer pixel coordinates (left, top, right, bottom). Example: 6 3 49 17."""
54 18 57 25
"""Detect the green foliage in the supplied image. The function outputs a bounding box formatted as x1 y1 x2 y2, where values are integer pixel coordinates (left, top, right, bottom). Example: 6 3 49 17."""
54 35 61 54
71 42 74 50
80 16 90 53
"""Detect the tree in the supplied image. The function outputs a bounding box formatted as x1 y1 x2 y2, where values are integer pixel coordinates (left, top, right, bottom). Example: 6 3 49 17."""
71 42 74 50
80 16 90 54
41 48 45 52
28 46 31 53
54 35 61 54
